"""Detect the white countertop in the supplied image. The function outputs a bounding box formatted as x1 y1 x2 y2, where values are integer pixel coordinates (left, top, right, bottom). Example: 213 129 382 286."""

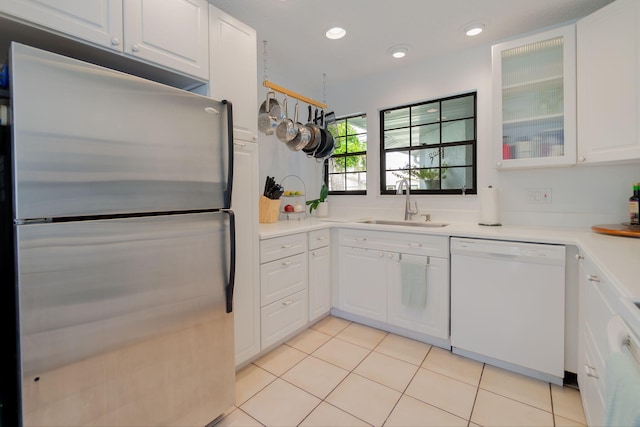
260 217 640 301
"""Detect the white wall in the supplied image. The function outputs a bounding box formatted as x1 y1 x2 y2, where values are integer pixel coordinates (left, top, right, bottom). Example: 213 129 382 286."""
258 31 640 227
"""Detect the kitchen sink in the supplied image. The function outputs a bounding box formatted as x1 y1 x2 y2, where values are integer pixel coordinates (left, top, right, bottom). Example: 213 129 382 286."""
361 219 448 228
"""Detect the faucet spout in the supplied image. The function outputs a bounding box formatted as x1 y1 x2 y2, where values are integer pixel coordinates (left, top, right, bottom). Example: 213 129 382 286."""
396 179 418 220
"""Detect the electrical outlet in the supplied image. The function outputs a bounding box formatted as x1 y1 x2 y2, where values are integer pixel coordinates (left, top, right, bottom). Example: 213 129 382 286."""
526 188 552 204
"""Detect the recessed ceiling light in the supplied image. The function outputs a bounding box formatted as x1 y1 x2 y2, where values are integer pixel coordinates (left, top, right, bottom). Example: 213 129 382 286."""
326 27 346 40
465 23 484 36
388 45 409 59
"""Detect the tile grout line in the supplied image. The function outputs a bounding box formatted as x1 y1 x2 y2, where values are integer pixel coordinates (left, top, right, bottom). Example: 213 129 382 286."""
467 362 486 427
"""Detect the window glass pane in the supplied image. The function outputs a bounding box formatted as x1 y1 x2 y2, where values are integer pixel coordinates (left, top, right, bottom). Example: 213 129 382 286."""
333 136 347 153
442 144 473 167
384 127 410 149
346 154 366 172
441 166 473 190
412 123 439 146
385 171 407 191
383 108 410 130
409 147 441 169
441 95 474 121
329 157 345 173
329 173 345 191
442 118 474 143
385 151 410 170
411 102 440 125
348 115 367 131
346 134 367 153
345 172 366 191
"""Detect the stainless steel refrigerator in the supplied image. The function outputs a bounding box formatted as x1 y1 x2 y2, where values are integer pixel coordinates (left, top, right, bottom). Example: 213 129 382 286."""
4 43 236 426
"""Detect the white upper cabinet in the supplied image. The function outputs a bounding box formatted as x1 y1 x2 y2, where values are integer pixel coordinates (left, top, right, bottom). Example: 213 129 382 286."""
0 0 123 50
209 5 258 143
577 0 640 164
123 0 209 81
493 25 577 169
0 0 209 80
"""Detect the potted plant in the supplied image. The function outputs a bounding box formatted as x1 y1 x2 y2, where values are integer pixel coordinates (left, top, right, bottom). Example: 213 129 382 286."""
392 163 447 189
306 183 329 216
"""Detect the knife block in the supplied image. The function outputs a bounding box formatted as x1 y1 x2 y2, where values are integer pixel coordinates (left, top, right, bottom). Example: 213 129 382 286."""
259 195 281 223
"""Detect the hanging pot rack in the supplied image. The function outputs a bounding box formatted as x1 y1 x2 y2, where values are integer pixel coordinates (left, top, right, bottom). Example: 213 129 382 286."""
262 80 327 110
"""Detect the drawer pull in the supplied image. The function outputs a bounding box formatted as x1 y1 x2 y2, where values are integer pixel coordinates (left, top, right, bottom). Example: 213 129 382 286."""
584 364 599 378
408 243 422 247
575 254 584 260
281 260 293 266
356 237 367 242
280 244 294 249
587 274 601 283
282 299 294 306
316 236 327 241
312 251 319 256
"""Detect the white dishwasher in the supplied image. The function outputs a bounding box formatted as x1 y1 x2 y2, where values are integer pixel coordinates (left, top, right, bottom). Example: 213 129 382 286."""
450 237 566 384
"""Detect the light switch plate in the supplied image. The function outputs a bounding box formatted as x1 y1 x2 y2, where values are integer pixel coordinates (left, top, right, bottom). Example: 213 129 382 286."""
526 188 552 204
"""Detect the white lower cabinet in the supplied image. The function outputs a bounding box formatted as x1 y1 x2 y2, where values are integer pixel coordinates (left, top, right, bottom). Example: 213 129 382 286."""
387 255 449 340
338 246 389 323
308 229 331 322
259 233 309 350
261 290 308 349
337 229 449 341
578 255 617 427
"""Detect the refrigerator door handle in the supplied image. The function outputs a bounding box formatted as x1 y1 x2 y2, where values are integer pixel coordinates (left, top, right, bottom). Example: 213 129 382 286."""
222 100 234 210
222 208 236 313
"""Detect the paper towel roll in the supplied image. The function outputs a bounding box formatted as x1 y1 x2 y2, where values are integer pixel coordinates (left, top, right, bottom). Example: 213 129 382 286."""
479 186 501 226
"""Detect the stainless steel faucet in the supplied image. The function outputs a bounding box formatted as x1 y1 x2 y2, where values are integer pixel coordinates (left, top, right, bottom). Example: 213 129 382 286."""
396 179 418 220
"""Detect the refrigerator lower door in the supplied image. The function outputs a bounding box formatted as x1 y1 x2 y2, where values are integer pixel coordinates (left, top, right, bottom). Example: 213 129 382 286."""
10 43 231 220
16 213 235 426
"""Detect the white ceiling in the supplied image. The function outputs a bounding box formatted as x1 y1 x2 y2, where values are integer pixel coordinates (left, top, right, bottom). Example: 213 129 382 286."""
209 0 613 87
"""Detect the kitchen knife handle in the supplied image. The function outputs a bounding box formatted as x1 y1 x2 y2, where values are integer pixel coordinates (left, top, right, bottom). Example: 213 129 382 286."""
222 100 234 209
223 209 236 313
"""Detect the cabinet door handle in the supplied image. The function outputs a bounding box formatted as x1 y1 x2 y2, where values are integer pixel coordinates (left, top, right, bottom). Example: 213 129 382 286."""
281 260 293 266
280 244 293 249
583 364 599 378
587 274 601 283
131 44 140 53
408 243 422 247
282 299 294 306
355 237 367 242
111 37 121 46
575 254 584 260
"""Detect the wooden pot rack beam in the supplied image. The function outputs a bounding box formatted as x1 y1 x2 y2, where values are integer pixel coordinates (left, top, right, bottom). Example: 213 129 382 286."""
262 80 328 109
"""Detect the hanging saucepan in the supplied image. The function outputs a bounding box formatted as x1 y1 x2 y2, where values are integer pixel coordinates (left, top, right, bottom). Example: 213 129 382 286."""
286 102 312 151
314 110 335 159
303 105 321 154
276 98 298 143
258 91 283 135
302 106 322 157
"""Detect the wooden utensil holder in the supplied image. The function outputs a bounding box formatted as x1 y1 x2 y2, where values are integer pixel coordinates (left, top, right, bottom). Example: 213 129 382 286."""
259 195 281 223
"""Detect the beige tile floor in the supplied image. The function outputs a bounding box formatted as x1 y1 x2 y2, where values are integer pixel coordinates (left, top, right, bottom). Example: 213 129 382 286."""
217 316 587 427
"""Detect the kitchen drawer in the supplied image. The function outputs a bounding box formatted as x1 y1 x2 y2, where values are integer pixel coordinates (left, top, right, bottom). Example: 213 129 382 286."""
580 328 606 427
261 289 308 349
260 233 307 263
308 229 330 250
583 276 616 363
338 228 448 258
260 253 307 306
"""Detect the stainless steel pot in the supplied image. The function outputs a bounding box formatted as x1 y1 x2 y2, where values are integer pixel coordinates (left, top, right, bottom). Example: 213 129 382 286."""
276 98 298 143
258 91 283 135
286 103 312 151
303 105 321 154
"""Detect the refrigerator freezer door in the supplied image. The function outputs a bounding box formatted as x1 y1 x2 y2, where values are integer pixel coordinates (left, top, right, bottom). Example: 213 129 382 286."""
10 43 231 220
16 213 235 426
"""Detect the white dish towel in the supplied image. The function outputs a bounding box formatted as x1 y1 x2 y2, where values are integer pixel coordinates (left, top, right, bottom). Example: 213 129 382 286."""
400 254 428 310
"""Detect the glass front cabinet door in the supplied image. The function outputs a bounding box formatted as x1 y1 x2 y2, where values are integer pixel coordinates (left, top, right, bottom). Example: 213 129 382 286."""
492 25 576 169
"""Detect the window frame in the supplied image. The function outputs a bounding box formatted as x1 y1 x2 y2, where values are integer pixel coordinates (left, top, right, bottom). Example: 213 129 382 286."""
379 92 477 196
325 113 367 195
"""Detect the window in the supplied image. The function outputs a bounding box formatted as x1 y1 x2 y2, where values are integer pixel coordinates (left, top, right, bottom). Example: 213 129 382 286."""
380 92 477 195
326 114 367 194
